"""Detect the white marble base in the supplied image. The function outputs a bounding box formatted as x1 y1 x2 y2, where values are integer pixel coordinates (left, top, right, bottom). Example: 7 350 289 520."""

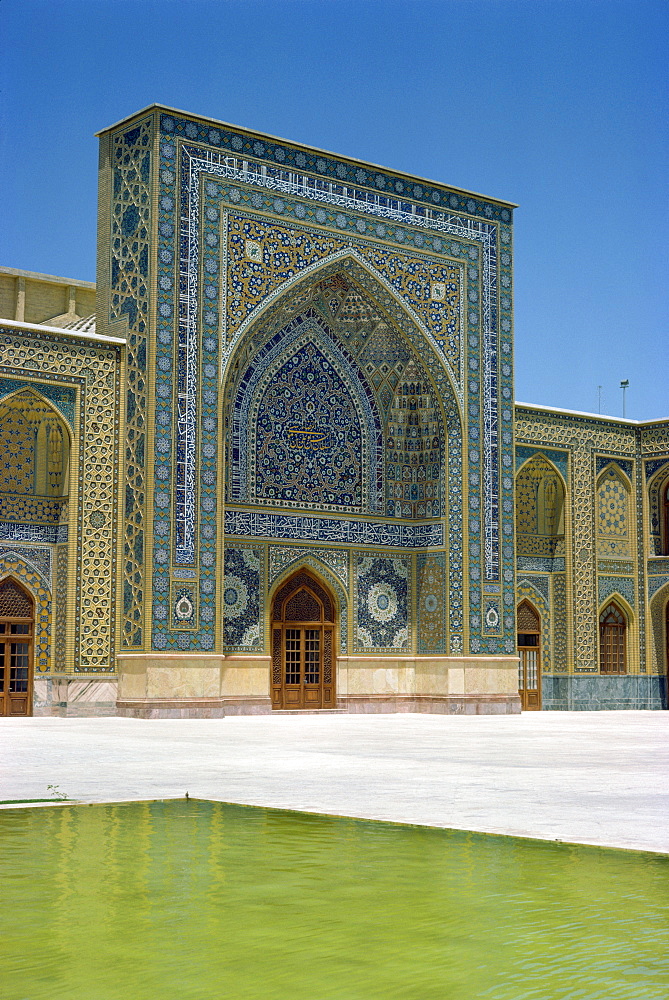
33 676 118 717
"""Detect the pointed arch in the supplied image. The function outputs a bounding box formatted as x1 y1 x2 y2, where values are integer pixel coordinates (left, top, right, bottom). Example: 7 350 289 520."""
596 464 632 559
0 385 75 437
269 566 338 710
648 580 669 677
268 555 348 655
517 597 541 633
0 556 52 676
647 462 669 556
0 575 35 717
516 596 542 710
595 461 632 493
0 388 72 498
598 598 630 675
221 248 463 412
515 454 566 558
227 310 383 513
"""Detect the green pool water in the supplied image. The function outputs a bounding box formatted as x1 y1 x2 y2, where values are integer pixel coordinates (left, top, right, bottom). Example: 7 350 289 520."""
1 800 667 1000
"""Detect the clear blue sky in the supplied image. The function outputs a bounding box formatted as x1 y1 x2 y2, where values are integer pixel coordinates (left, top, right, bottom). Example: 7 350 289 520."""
1 0 666 420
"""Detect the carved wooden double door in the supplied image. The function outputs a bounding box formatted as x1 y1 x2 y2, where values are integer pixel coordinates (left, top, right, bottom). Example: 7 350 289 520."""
271 571 335 710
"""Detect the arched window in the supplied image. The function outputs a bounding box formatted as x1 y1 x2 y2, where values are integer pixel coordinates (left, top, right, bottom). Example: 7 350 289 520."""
599 603 627 674
662 481 669 556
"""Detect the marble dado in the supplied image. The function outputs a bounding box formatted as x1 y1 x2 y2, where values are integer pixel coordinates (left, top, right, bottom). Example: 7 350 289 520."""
33 677 118 717
114 654 520 718
116 654 272 717
338 655 520 714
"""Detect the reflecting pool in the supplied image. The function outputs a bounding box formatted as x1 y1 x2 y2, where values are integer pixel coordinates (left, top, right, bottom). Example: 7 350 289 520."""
1 800 667 999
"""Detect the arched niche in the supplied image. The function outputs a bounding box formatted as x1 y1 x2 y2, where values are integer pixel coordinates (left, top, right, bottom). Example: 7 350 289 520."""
0 389 71 499
648 464 669 556
595 465 632 559
223 263 453 519
515 454 566 558
648 581 669 679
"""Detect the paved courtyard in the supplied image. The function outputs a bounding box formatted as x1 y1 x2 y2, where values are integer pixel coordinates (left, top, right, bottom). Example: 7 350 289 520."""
1 710 667 853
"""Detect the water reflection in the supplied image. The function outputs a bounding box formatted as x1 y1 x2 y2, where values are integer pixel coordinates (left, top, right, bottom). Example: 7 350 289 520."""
1 801 667 999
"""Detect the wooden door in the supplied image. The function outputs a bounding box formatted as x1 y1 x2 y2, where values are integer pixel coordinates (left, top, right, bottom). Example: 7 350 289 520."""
517 600 541 711
0 579 34 717
271 571 335 710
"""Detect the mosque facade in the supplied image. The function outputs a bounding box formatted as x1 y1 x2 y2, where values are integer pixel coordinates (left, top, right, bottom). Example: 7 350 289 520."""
0 104 667 718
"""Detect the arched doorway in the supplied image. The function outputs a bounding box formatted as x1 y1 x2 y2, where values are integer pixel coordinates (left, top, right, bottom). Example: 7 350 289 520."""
0 578 34 717
517 600 541 710
665 601 669 705
599 602 627 674
271 570 335 710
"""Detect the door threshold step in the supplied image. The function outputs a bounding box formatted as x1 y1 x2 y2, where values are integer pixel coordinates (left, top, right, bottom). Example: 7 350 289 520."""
272 709 348 715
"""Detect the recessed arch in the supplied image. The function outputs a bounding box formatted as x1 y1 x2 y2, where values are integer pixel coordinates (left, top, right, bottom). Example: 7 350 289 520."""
648 580 669 682
228 312 383 513
515 454 566 557
221 248 463 413
0 388 72 498
595 465 632 559
595 461 633 494
0 385 75 438
268 555 348 653
648 463 669 556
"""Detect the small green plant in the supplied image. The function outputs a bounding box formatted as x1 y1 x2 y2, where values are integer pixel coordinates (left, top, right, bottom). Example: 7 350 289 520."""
47 784 68 801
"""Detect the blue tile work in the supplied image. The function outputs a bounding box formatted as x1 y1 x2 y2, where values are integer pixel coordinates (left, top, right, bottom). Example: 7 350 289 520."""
110 117 152 649
482 596 502 637
644 457 669 481
0 543 51 588
516 579 551 673
516 445 568 479
166 117 512 655
416 553 446 654
598 577 635 609
648 575 669 599
517 556 565 573
0 379 75 428
101 107 518 660
223 547 262 650
354 555 409 652
171 585 196 630
0 522 66 544
225 510 443 548
268 545 348 590
521 574 549 603
229 312 383 513
596 456 633 479
543 675 666 711
551 573 568 672
648 463 669 555
269 551 349 654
